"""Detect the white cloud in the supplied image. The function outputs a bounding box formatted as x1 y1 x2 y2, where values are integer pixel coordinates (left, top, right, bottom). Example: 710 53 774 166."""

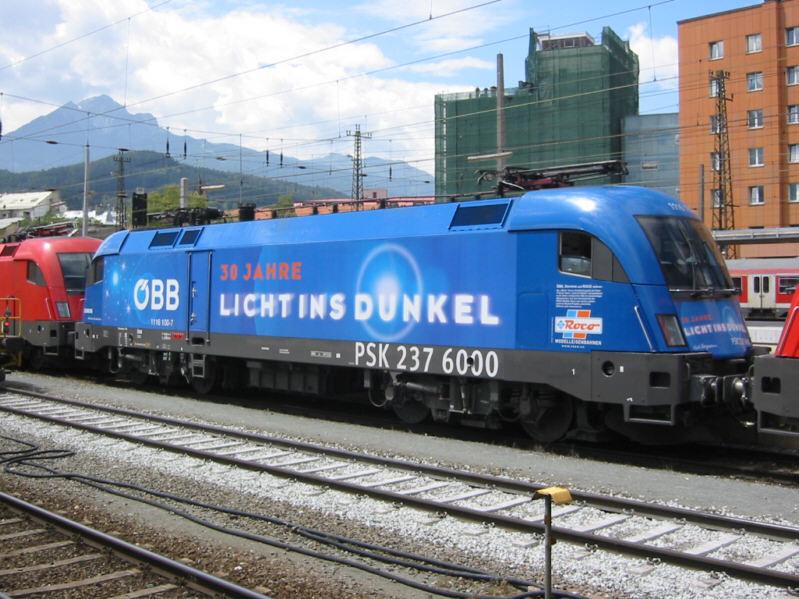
354 0 516 53
627 22 678 91
0 0 488 173
402 56 494 75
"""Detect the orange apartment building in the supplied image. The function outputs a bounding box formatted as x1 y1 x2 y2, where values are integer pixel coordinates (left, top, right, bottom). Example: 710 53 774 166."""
679 0 799 257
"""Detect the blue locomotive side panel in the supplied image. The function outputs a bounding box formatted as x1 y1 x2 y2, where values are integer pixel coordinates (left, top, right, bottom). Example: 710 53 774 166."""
210 234 517 348
84 251 189 333
85 233 520 349
514 231 653 353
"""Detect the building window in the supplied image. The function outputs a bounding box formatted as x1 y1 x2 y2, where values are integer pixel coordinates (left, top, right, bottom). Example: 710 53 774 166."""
791 144 799 163
789 183 799 203
749 186 765 205
709 41 724 60
747 109 764 129
746 33 762 53
747 71 763 91
788 27 799 46
789 105 799 124
710 115 724 133
749 147 764 167
709 78 719 97
711 152 721 171
789 66 799 86
712 189 722 208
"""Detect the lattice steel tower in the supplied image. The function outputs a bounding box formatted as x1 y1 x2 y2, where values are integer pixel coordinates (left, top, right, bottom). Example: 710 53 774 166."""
710 70 735 257
347 124 371 207
114 148 130 231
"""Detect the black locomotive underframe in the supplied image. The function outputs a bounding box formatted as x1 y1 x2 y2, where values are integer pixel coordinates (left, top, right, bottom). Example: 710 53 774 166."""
751 354 799 437
75 323 752 428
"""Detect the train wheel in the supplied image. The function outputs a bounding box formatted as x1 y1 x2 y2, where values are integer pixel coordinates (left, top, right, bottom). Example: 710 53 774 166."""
392 395 429 424
521 395 574 443
191 360 218 395
26 348 45 371
127 368 149 386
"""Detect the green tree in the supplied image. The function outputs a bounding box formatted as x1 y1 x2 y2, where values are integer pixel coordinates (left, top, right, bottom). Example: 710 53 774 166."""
146 185 207 214
274 193 294 217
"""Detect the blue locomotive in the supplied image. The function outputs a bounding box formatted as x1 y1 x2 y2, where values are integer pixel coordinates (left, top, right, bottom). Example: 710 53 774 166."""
75 186 753 442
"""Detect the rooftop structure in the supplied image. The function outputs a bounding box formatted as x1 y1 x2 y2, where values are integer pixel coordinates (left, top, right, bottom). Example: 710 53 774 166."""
434 26 639 199
678 0 799 257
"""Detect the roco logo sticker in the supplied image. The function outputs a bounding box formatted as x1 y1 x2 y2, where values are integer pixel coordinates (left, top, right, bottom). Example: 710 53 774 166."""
134 278 180 311
554 309 603 340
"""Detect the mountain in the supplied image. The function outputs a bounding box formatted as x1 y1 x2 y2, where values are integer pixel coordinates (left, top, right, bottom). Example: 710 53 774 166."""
0 151 345 211
0 95 434 197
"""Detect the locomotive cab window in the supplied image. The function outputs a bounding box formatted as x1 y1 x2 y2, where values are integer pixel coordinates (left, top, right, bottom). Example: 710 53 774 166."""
560 232 592 277
559 232 628 282
637 216 734 295
58 253 92 294
87 256 104 285
26 261 46 286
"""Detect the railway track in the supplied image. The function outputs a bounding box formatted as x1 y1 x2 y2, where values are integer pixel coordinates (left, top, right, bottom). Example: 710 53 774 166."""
31 372 799 486
0 490 268 598
1 387 798 593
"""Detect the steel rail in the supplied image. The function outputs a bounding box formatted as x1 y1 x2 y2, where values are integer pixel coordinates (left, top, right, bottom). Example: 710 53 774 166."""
2 387 799 589
0 491 269 599
5 385 796 538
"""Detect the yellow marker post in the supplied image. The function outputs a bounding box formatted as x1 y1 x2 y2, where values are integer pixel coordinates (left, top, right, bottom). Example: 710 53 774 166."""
534 487 573 599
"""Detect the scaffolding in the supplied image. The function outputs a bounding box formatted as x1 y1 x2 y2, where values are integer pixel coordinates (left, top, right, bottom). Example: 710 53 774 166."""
435 27 638 199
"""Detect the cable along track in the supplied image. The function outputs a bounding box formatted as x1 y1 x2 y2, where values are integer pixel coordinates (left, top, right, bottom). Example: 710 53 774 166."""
1 388 798 591
0 490 267 598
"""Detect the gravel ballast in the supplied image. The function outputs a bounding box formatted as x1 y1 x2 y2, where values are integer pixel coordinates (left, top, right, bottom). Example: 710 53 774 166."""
2 372 797 598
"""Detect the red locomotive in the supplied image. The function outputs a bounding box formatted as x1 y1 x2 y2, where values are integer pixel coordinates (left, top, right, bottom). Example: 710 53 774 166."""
0 225 101 370
751 286 799 437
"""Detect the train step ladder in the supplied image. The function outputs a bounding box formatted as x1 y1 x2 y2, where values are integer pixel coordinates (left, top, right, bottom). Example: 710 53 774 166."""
190 354 206 379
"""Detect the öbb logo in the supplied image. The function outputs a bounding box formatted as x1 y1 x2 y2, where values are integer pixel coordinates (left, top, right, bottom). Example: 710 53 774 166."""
133 279 180 311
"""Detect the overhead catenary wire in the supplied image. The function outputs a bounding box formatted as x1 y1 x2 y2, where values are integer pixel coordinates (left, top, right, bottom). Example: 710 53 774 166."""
4 9 792 202
0 0 676 156
0 0 174 73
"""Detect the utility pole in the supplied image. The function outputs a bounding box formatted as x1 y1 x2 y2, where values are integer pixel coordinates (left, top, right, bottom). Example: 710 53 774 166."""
347 124 371 208
496 53 506 172
710 70 735 257
82 143 90 236
114 148 131 230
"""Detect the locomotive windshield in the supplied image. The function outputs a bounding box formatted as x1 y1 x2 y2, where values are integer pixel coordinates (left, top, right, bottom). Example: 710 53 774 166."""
636 216 735 296
57 253 93 294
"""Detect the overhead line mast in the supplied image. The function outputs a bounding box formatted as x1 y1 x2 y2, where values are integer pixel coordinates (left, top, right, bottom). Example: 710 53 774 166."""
114 148 131 231
710 70 735 258
348 124 371 209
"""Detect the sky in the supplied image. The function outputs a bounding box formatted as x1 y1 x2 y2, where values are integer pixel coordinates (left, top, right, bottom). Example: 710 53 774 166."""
0 0 758 176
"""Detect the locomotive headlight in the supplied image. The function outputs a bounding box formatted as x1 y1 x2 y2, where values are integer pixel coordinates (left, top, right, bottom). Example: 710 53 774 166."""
56 301 71 318
657 314 687 347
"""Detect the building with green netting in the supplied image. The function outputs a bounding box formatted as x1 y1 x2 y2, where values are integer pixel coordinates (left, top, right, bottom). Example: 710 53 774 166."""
434 27 639 199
